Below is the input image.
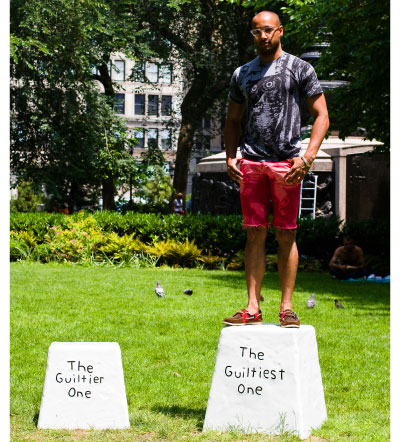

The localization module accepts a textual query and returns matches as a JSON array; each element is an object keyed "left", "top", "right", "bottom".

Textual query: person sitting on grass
[{"left": 329, "top": 235, "right": 367, "bottom": 280}]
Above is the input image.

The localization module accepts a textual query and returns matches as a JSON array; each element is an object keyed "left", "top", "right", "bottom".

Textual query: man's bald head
[
  {"left": 252, "top": 11, "right": 281, "bottom": 28},
  {"left": 251, "top": 10, "right": 283, "bottom": 61}
]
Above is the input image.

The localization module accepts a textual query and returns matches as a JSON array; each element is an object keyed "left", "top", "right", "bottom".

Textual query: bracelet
[{"left": 300, "top": 155, "right": 311, "bottom": 168}]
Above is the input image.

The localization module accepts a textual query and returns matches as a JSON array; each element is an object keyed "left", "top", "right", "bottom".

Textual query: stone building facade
[
  {"left": 93, "top": 53, "right": 225, "bottom": 197},
  {"left": 94, "top": 54, "right": 183, "bottom": 174}
]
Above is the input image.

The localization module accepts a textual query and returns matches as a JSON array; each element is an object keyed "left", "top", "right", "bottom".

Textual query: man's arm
[
  {"left": 329, "top": 247, "right": 345, "bottom": 270},
  {"left": 284, "top": 93, "right": 330, "bottom": 184},
  {"left": 353, "top": 246, "right": 366, "bottom": 269},
  {"left": 225, "top": 100, "right": 246, "bottom": 183}
]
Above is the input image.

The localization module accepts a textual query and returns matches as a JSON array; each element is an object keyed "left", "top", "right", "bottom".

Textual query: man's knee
[
  {"left": 246, "top": 226, "right": 267, "bottom": 244},
  {"left": 275, "top": 227, "right": 297, "bottom": 246}
]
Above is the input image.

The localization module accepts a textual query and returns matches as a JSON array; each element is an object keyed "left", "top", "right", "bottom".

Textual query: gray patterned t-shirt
[{"left": 229, "top": 51, "right": 323, "bottom": 162}]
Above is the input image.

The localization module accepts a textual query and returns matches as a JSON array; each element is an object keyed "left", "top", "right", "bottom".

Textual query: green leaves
[
  {"left": 283, "top": 0, "right": 389, "bottom": 148},
  {"left": 229, "top": 0, "right": 389, "bottom": 148},
  {"left": 10, "top": 0, "right": 153, "bottom": 210},
  {"left": 10, "top": 211, "right": 389, "bottom": 271}
]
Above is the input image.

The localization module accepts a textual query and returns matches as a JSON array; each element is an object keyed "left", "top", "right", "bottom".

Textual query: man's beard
[{"left": 258, "top": 39, "right": 280, "bottom": 56}]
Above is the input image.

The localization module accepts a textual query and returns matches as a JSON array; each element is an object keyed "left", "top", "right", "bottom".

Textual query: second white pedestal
[{"left": 38, "top": 342, "right": 130, "bottom": 429}]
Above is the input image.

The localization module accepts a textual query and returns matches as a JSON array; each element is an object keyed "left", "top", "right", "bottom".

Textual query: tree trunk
[
  {"left": 102, "top": 176, "right": 115, "bottom": 210},
  {"left": 67, "top": 181, "right": 80, "bottom": 214},
  {"left": 171, "top": 72, "right": 210, "bottom": 207},
  {"left": 97, "top": 61, "right": 116, "bottom": 210},
  {"left": 172, "top": 120, "right": 196, "bottom": 197}
]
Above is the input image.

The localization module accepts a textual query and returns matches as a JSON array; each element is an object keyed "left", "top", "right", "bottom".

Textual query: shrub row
[
  {"left": 10, "top": 215, "right": 223, "bottom": 268},
  {"left": 10, "top": 211, "right": 389, "bottom": 270},
  {"left": 10, "top": 211, "right": 246, "bottom": 256}
]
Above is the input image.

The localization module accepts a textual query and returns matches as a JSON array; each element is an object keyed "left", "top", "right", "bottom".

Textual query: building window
[
  {"left": 163, "top": 162, "right": 172, "bottom": 174},
  {"left": 203, "top": 134, "right": 211, "bottom": 150},
  {"left": 159, "top": 64, "right": 172, "bottom": 84},
  {"left": 135, "top": 94, "right": 145, "bottom": 115},
  {"left": 146, "top": 62, "right": 158, "bottom": 82},
  {"left": 112, "top": 60, "right": 125, "bottom": 81},
  {"left": 133, "top": 129, "right": 145, "bottom": 148},
  {"left": 161, "top": 96, "right": 172, "bottom": 116},
  {"left": 114, "top": 94, "right": 125, "bottom": 114},
  {"left": 203, "top": 118, "right": 211, "bottom": 131},
  {"left": 147, "top": 128, "right": 158, "bottom": 148},
  {"left": 161, "top": 129, "right": 171, "bottom": 150},
  {"left": 195, "top": 134, "right": 211, "bottom": 151},
  {"left": 220, "top": 116, "right": 225, "bottom": 150},
  {"left": 133, "top": 61, "right": 145, "bottom": 82},
  {"left": 148, "top": 95, "right": 159, "bottom": 116}
]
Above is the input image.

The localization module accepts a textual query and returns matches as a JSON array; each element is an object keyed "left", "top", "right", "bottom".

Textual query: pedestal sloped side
[
  {"left": 298, "top": 328, "right": 327, "bottom": 436},
  {"left": 203, "top": 324, "right": 326, "bottom": 439},
  {"left": 38, "top": 342, "right": 130, "bottom": 429}
]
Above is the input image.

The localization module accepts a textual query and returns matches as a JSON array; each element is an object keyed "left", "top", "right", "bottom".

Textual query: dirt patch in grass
[
  {"left": 306, "top": 437, "right": 332, "bottom": 442},
  {"left": 69, "top": 430, "right": 89, "bottom": 440}
]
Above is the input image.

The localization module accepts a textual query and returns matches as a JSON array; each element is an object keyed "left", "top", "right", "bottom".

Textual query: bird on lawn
[
  {"left": 155, "top": 281, "right": 165, "bottom": 298},
  {"left": 334, "top": 299, "right": 344, "bottom": 309},
  {"left": 306, "top": 293, "right": 316, "bottom": 308},
  {"left": 183, "top": 289, "right": 193, "bottom": 295}
]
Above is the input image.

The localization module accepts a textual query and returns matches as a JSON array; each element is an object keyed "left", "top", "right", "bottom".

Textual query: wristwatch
[{"left": 300, "top": 155, "right": 311, "bottom": 168}]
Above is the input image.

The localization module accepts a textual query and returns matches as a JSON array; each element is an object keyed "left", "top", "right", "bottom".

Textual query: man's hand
[
  {"left": 226, "top": 157, "right": 243, "bottom": 182},
  {"left": 284, "top": 156, "right": 310, "bottom": 184}
]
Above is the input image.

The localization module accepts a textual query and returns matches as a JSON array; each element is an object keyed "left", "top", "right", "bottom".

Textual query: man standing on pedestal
[{"left": 223, "top": 11, "right": 329, "bottom": 327}]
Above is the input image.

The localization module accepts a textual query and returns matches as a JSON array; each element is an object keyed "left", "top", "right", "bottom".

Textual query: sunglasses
[{"left": 250, "top": 26, "right": 281, "bottom": 38}]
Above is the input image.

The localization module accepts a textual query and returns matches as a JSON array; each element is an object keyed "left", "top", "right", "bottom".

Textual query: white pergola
[{"left": 195, "top": 136, "right": 384, "bottom": 222}]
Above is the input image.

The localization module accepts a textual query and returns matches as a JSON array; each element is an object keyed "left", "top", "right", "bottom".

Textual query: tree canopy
[
  {"left": 243, "top": 0, "right": 390, "bottom": 148},
  {"left": 11, "top": 0, "right": 389, "bottom": 213},
  {"left": 129, "top": 0, "right": 260, "bottom": 198},
  {"left": 10, "top": 0, "right": 157, "bottom": 211}
]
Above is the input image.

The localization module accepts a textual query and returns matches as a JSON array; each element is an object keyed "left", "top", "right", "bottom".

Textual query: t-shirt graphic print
[{"left": 229, "top": 52, "right": 323, "bottom": 162}]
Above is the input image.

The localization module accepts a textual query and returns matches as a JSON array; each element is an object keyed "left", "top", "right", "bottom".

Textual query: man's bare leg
[
  {"left": 275, "top": 228, "right": 298, "bottom": 312},
  {"left": 245, "top": 227, "right": 267, "bottom": 315}
]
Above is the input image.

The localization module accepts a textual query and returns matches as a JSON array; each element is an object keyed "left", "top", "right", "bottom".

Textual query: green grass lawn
[{"left": 10, "top": 262, "right": 390, "bottom": 442}]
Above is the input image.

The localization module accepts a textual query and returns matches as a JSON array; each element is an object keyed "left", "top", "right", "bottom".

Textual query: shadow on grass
[
  {"left": 295, "top": 273, "right": 390, "bottom": 311},
  {"left": 151, "top": 405, "right": 205, "bottom": 430},
  {"left": 208, "top": 270, "right": 389, "bottom": 312},
  {"left": 33, "top": 411, "right": 39, "bottom": 426}
]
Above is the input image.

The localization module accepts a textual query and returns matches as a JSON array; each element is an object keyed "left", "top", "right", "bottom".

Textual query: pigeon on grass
[
  {"left": 334, "top": 299, "right": 344, "bottom": 308},
  {"left": 306, "top": 293, "right": 316, "bottom": 308},
  {"left": 155, "top": 281, "right": 165, "bottom": 298}
]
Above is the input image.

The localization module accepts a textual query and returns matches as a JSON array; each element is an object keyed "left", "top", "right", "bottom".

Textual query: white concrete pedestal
[
  {"left": 38, "top": 342, "right": 130, "bottom": 429},
  {"left": 203, "top": 324, "right": 326, "bottom": 439}
]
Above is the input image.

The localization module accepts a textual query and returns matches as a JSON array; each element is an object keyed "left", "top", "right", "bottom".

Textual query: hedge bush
[
  {"left": 342, "top": 218, "right": 390, "bottom": 275},
  {"left": 10, "top": 211, "right": 389, "bottom": 271},
  {"left": 342, "top": 218, "right": 390, "bottom": 259},
  {"left": 10, "top": 239, "right": 30, "bottom": 261},
  {"left": 10, "top": 212, "right": 247, "bottom": 256},
  {"left": 296, "top": 216, "right": 343, "bottom": 262}
]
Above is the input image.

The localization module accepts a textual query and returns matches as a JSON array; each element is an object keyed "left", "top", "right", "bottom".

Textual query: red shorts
[{"left": 239, "top": 158, "right": 301, "bottom": 230}]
